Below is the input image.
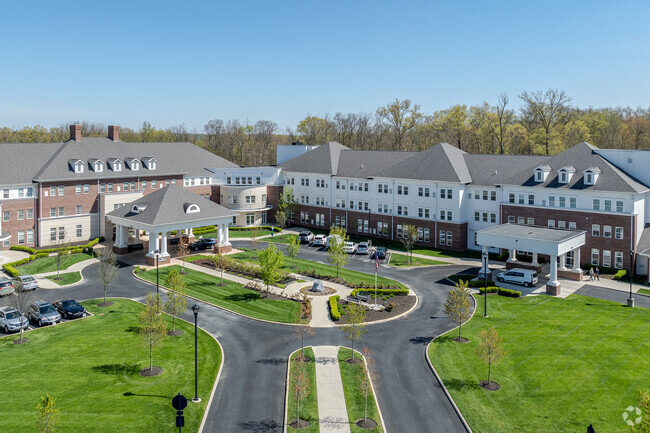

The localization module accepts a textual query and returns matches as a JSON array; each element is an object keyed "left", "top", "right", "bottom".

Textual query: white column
[
  {"left": 147, "top": 235, "right": 157, "bottom": 256},
  {"left": 189, "top": 227, "right": 193, "bottom": 236},
  {"left": 161, "top": 232, "right": 168, "bottom": 255},
  {"left": 154, "top": 232, "right": 160, "bottom": 252},
  {"left": 573, "top": 248, "right": 581, "bottom": 270},
  {"left": 509, "top": 249, "right": 517, "bottom": 261},
  {"left": 217, "top": 225, "right": 224, "bottom": 246},
  {"left": 549, "top": 254, "right": 559, "bottom": 285},
  {"left": 532, "top": 252, "right": 539, "bottom": 266},
  {"left": 135, "top": 229, "right": 140, "bottom": 241},
  {"left": 114, "top": 225, "right": 121, "bottom": 246},
  {"left": 559, "top": 254, "right": 566, "bottom": 269},
  {"left": 224, "top": 223, "right": 230, "bottom": 244}
]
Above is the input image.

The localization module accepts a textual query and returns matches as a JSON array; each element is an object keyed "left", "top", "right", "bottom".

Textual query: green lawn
[
  {"left": 287, "top": 347, "right": 319, "bottom": 432},
  {"left": 638, "top": 288, "right": 650, "bottom": 296},
  {"left": 139, "top": 265, "right": 301, "bottom": 323},
  {"left": 17, "top": 252, "right": 94, "bottom": 275},
  {"left": 428, "top": 294, "right": 650, "bottom": 433},
  {"left": 45, "top": 271, "right": 82, "bottom": 286},
  {"left": 0, "top": 298, "right": 220, "bottom": 432},
  {"left": 231, "top": 250, "right": 409, "bottom": 290},
  {"left": 389, "top": 252, "right": 447, "bottom": 267},
  {"left": 265, "top": 234, "right": 294, "bottom": 244},
  {"left": 447, "top": 273, "right": 477, "bottom": 284},
  {"left": 338, "top": 347, "right": 384, "bottom": 433}
]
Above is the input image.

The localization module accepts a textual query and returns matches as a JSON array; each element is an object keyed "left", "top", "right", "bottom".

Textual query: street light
[
  {"left": 191, "top": 304, "right": 200, "bottom": 403},
  {"left": 628, "top": 250, "right": 635, "bottom": 308},
  {"left": 154, "top": 249, "right": 161, "bottom": 296},
  {"left": 482, "top": 249, "right": 488, "bottom": 317}
]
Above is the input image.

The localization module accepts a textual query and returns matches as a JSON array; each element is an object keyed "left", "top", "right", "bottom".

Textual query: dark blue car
[{"left": 189, "top": 238, "right": 217, "bottom": 251}]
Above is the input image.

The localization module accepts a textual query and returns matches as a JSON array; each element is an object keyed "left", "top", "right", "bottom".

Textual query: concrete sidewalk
[{"left": 312, "top": 346, "right": 351, "bottom": 433}]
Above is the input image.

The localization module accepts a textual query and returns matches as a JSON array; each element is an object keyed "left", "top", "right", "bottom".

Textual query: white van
[{"left": 497, "top": 268, "right": 538, "bottom": 287}]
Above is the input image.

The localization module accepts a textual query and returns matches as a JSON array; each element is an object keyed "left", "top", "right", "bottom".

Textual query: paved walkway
[{"left": 312, "top": 346, "right": 351, "bottom": 433}]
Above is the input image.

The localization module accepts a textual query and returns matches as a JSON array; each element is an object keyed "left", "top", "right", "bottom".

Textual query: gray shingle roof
[
  {"left": 380, "top": 143, "right": 472, "bottom": 183},
  {"left": 464, "top": 154, "right": 550, "bottom": 187},
  {"left": 279, "top": 142, "right": 350, "bottom": 174},
  {"left": 335, "top": 150, "right": 415, "bottom": 178},
  {"left": 107, "top": 184, "right": 237, "bottom": 226},
  {"left": 24, "top": 137, "right": 238, "bottom": 182},
  {"left": 636, "top": 224, "right": 650, "bottom": 256},
  {"left": 0, "top": 143, "right": 64, "bottom": 185}
]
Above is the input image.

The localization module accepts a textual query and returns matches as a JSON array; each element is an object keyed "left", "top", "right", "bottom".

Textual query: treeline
[{"left": 2, "top": 89, "right": 649, "bottom": 166}]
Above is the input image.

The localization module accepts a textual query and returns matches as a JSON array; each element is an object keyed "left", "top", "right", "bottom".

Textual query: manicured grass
[
  {"left": 17, "top": 252, "right": 94, "bottom": 275},
  {"left": 428, "top": 294, "right": 650, "bottom": 432},
  {"left": 183, "top": 254, "right": 210, "bottom": 263},
  {"left": 0, "top": 298, "right": 220, "bottom": 432},
  {"left": 231, "top": 250, "right": 409, "bottom": 290},
  {"left": 638, "top": 288, "right": 650, "bottom": 296},
  {"left": 265, "top": 234, "right": 294, "bottom": 244},
  {"left": 45, "top": 271, "right": 82, "bottom": 286},
  {"left": 447, "top": 273, "right": 477, "bottom": 284},
  {"left": 287, "top": 347, "right": 319, "bottom": 432},
  {"left": 139, "top": 265, "right": 301, "bottom": 323},
  {"left": 389, "top": 252, "right": 447, "bottom": 267},
  {"left": 338, "top": 347, "right": 384, "bottom": 433}
]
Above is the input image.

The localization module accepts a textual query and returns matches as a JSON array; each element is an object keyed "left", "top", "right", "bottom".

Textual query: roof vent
[{"left": 628, "top": 158, "right": 633, "bottom": 164}]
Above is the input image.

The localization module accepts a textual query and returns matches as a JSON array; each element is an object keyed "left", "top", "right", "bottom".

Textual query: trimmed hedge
[
  {"left": 469, "top": 279, "right": 495, "bottom": 288},
  {"left": 613, "top": 269, "right": 627, "bottom": 280},
  {"left": 478, "top": 286, "right": 499, "bottom": 294},
  {"left": 329, "top": 295, "right": 341, "bottom": 321},
  {"left": 478, "top": 286, "right": 522, "bottom": 298},
  {"left": 351, "top": 288, "right": 409, "bottom": 297}
]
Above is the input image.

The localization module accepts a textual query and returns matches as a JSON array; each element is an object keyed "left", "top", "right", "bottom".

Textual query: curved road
[{"left": 2, "top": 243, "right": 477, "bottom": 433}]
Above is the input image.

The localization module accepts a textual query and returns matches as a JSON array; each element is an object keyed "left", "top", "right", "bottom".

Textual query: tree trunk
[
  {"left": 104, "top": 287, "right": 107, "bottom": 305},
  {"left": 458, "top": 323, "right": 462, "bottom": 340},
  {"left": 150, "top": 344, "right": 153, "bottom": 370},
  {"left": 487, "top": 362, "right": 491, "bottom": 385},
  {"left": 172, "top": 315, "right": 175, "bottom": 331},
  {"left": 296, "top": 388, "right": 300, "bottom": 422},
  {"left": 351, "top": 340, "right": 355, "bottom": 360},
  {"left": 364, "top": 385, "right": 368, "bottom": 421}
]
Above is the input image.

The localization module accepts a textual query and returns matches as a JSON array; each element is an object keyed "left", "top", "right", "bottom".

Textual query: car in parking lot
[
  {"left": 14, "top": 275, "right": 38, "bottom": 291},
  {"left": 343, "top": 242, "right": 358, "bottom": 254},
  {"left": 189, "top": 238, "right": 217, "bottom": 251},
  {"left": 53, "top": 299, "right": 86, "bottom": 319},
  {"left": 371, "top": 247, "right": 387, "bottom": 260},
  {"left": 313, "top": 234, "right": 327, "bottom": 247},
  {"left": 28, "top": 300, "right": 61, "bottom": 327},
  {"left": 497, "top": 268, "right": 538, "bottom": 287},
  {"left": 0, "top": 278, "right": 15, "bottom": 296},
  {"left": 0, "top": 306, "right": 28, "bottom": 333},
  {"left": 299, "top": 231, "right": 314, "bottom": 244},
  {"left": 357, "top": 241, "right": 371, "bottom": 255},
  {"left": 325, "top": 234, "right": 343, "bottom": 250}
]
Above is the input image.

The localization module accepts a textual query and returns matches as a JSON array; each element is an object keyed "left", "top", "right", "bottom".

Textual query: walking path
[{"left": 312, "top": 346, "right": 351, "bottom": 433}]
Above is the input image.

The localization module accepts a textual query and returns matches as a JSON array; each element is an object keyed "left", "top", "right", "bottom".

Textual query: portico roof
[{"left": 477, "top": 223, "right": 586, "bottom": 256}]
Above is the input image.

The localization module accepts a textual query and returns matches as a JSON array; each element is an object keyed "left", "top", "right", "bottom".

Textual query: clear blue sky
[{"left": 2, "top": 0, "right": 649, "bottom": 132}]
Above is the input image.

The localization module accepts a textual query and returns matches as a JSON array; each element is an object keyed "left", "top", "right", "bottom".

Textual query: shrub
[
  {"left": 329, "top": 295, "right": 341, "bottom": 321},
  {"left": 385, "top": 302, "right": 396, "bottom": 312},
  {"left": 469, "top": 280, "right": 495, "bottom": 287},
  {"left": 497, "top": 287, "right": 522, "bottom": 298},
  {"left": 2, "top": 265, "right": 19, "bottom": 277},
  {"left": 478, "top": 286, "right": 499, "bottom": 294},
  {"left": 351, "top": 288, "right": 409, "bottom": 297},
  {"left": 613, "top": 269, "right": 627, "bottom": 280},
  {"left": 35, "top": 252, "right": 49, "bottom": 259}
]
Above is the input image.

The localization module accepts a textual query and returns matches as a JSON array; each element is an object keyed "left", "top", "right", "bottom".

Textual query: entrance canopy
[{"left": 106, "top": 185, "right": 237, "bottom": 262}]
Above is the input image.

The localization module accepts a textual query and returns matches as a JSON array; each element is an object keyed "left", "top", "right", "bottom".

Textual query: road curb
[{"left": 197, "top": 333, "right": 224, "bottom": 433}]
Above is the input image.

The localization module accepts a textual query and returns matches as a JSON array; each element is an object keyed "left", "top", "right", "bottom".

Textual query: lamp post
[
  {"left": 628, "top": 250, "right": 635, "bottom": 308},
  {"left": 154, "top": 249, "right": 161, "bottom": 296},
  {"left": 191, "top": 304, "right": 200, "bottom": 403},
  {"left": 482, "top": 249, "right": 488, "bottom": 317}
]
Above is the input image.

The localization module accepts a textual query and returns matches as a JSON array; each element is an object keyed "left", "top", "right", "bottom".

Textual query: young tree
[
  {"left": 286, "top": 234, "right": 300, "bottom": 268},
  {"left": 327, "top": 226, "right": 349, "bottom": 277},
  {"left": 291, "top": 356, "right": 310, "bottom": 427},
  {"left": 258, "top": 243, "right": 284, "bottom": 297},
  {"left": 139, "top": 293, "right": 168, "bottom": 374},
  {"left": 275, "top": 187, "right": 296, "bottom": 228},
  {"left": 359, "top": 347, "right": 381, "bottom": 423},
  {"left": 293, "top": 309, "right": 315, "bottom": 363},
  {"left": 249, "top": 227, "right": 260, "bottom": 251},
  {"left": 342, "top": 303, "right": 366, "bottom": 363},
  {"left": 209, "top": 252, "right": 228, "bottom": 286},
  {"left": 399, "top": 224, "right": 419, "bottom": 265},
  {"left": 96, "top": 248, "right": 119, "bottom": 307},
  {"left": 443, "top": 280, "right": 472, "bottom": 342},
  {"left": 475, "top": 327, "right": 506, "bottom": 388},
  {"left": 11, "top": 288, "right": 33, "bottom": 344},
  {"left": 54, "top": 241, "right": 71, "bottom": 279},
  {"left": 176, "top": 236, "right": 190, "bottom": 273},
  {"left": 164, "top": 269, "right": 188, "bottom": 335},
  {"left": 35, "top": 393, "right": 60, "bottom": 433}
]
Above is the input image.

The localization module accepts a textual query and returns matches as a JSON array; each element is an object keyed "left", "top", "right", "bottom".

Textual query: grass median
[
  {"left": 45, "top": 271, "right": 82, "bottom": 286},
  {"left": 388, "top": 252, "right": 447, "bottom": 267},
  {"left": 17, "top": 252, "right": 93, "bottom": 275},
  {"left": 287, "top": 347, "right": 319, "bottom": 432},
  {"left": 138, "top": 265, "right": 301, "bottom": 323},
  {"left": 0, "top": 298, "right": 220, "bottom": 432},
  {"left": 428, "top": 294, "right": 650, "bottom": 432}
]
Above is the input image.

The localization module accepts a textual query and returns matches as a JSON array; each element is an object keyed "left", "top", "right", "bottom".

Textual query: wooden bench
[{"left": 347, "top": 294, "right": 370, "bottom": 304}]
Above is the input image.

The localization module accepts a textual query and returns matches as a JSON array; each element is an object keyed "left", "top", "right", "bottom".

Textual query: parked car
[
  {"left": 0, "top": 278, "right": 15, "bottom": 297},
  {"left": 28, "top": 300, "right": 61, "bottom": 327},
  {"left": 343, "top": 242, "right": 358, "bottom": 254},
  {"left": 372, "top": 247, "right": 387, "bottom": 260},
  {"left": 189, "top": 238, "right": 217, "bottom": 251},
  {"left": 53, "top": 299, "right": 86, "bottom": 319},
  {"left": 14, "top": 275, "right": 38, "bottom": 291},
  {"left": 299, "top": 231, "right": 314, "bottom": 244},
  {"left": 497, "top": 268, "right": 538, "bottom": 287},
  {"left": 313, "top": 234, "right": 327, "bottom": 246},
  {"left": 0, "top": 306, "right": 28, "bottom": 333},
  {"left": 325, "top": 234, "right": 343, "bottom": 250},
  {"left": 357, "top": 241, "right": 372, "bottom": 255}
]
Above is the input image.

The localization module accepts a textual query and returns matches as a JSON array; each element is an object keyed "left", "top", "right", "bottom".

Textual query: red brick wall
[
  {"left": 266, "top": 185, "right": 283, "bottom": 223},
  {"left": 1, "top": 198, "right": 37, "bottom": 248},
  {"left": 502, "top": 204, "right": 635, "bottom": 269}
]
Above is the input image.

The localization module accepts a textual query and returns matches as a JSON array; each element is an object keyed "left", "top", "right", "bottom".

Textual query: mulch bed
[
  {"left": 299, "top": 286, "right": 336, "bottom": 296},
  {"left": 288, "top": 419, "right": 310, "bottom": 429},
  {"left": 139, "top": 367, "right": 163, "bottom": 377},
  {"left": 453, "top": 337, "right": 470, "bottom": 343},
  {"left": 345, "top": 357, "right": 363, "bottom": 365},
  {"left": 97, "top": 301, "right": 114, "bottom": 307},
  {"left": 13, "top": 338, "right": 28, "bottom": 345},
  {"left": 167, "top": 330, "right": 184, "bottom": 337},
  {"left": 355, "top": 418, "right": 378, "bottom": 429},
  {"left": 338, "top": 295, "right": 416, "bottom": 323},
  {"left": 479, "top": 380, "right": 501, "bottom": 391}
]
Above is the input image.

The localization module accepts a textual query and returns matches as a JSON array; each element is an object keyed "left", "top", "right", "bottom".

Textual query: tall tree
[
  {"left": 11, "top": 288, "right": 33, "bottom": 343},
  {"left": 138, "top": 293, "right": 168, "bottom": 373},
  {"left": 293, "top": 308, "right": 315, "bottom": 363},
  {"left": 342, "top": 303, "right": 366, "bottom": 362},
  {"left": 327, "top": 226, "right": 349, "bottom": 277},
  {"left": 519, "top": 89, "right": 571, "bottom": 155},
  {"left": 435, "top": 105, "right": 471, "bottom": 151},
  {"left": 258, "top": 243, "right": 284, "bottom": 297},
  {"left": 164, "top": 269, "right": 188, "bottom": 335},
  {"left": 96, "top": 248, "right": 119, "bottom": 307},
  {"left": 297, "top": 115, "right": 332, "bottom": 145},
  {"left": 475, "top": 327, "right": 506, "bottom": 388},
  {"left": 376, "top": 99, "right": 422, "bottom": 151},
  {"left": 176, "top": 236, "right": 190, "bottom": 273},
  {"left": 443, "top": 280, "right": 472, "bottom": 342}
]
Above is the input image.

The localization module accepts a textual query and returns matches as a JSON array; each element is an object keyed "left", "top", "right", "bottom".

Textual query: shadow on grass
[
  {"left": 444, "top": 378, "right": 481, "bottom": 392},
  {"left": 125, "top": 325, "right": 140, "bottom": 334},
  {"left": 227, "top": 293, "right": 260, "bottom": 302},
  {"left": 123, "top": 391, "right": 169, "bottom": 398},
  {"left": 92, "top": 362, "right": 141, "bottom": 375},
  {"left": 410, "top": 336, "right": 433, "bottom": 345},
  {"left": 255, "top": 357, "right": 286, "bottom": 365},
  {"left": 432, "top": 335, "right": 455, "bottom": 344},
  {"left": 238, "top": 419, "right": 282, "bottom": 432}
]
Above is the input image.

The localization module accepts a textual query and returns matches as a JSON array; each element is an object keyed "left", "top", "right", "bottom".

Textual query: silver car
[
  {"left": 28, "top": 301, "right": 61, "bottom": 327},
  {"left": 15, "top": 275, "right": 38, "bottom": 291},
  {"left": 0, "top": 306, "right": 28, "bottom": 333},
  {"left": 0, "top": 278, "right": 15, "bottom": 296}
]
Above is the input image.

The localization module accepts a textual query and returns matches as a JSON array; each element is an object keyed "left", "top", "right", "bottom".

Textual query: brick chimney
[
  {"left": 70, "top": 124, "right": 82, "bottom": 141},
  {"left": 108, "top": 125, "right": 120, "bottom": 141}
]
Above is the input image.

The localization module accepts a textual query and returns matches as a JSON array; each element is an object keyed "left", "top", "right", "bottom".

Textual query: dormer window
[
  {"left": 89, "top": 159, "right": 104, "bottom": 172},
  {"left": 130, "top": 203, "right": 147, "bottom": 214},
  {"left": 534, "top": 165, "right": 551, "bottom": 183},
  {"left": 558, "top": 166, "right": 575, "bottom": 185},
  {"left": 142, "top": 157, "right": 156, "bottom": 170},
  {"left": 583, "top": 167, "right": 600, "bottom": 186},
  {"left": 95, "top": 161, "right": 103, "bottom": 172},
  {"left": 75, "top": 161, "right": 84, "bottom": 173},
  {"left": 535, "top": 170, "right": 543, "bottom": 182},
  {"left": 125, "top": 158, "right": 140, "bottom": 171},
  {"left": 108, "top": 159, "right": 122, "bottom": 172},
  {"left": 184, "top": 203, "right": 200, "bottom": 214}
]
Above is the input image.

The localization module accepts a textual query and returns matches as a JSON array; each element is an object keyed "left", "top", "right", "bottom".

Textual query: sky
[{"left": 2, "top": 0, "right": 649, "bottom": 132}]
